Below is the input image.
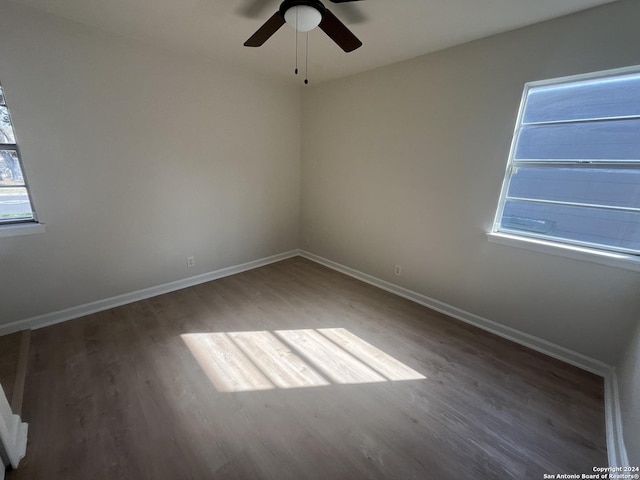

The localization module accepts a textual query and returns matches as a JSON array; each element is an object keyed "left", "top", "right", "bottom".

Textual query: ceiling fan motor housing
[{"left": 280, "top": 0, "right": 326, "bottom": 18}]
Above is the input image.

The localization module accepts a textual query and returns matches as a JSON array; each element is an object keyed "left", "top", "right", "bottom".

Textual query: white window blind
[{"left": 493, "top": 67, "right": 640, "bottom": 256}]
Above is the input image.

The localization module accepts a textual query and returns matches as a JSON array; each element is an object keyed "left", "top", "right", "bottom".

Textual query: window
[
  {"left": 492, "top": 66, "right": 640, "bottom": 264},
  {"left": 0, "top": 82, "right": 38, "bottom": 226}
]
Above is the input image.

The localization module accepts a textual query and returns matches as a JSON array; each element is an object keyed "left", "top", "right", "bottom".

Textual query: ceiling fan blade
[
  {"left": 238, "top": 0, "right": 280, "bottom": 19},
  {"left": 331, "top": 3, "right": 367, "bottom": 24},
  {"left": 244, "top": 11, "right": 285, "bottom": 47},
  {"left": 319, "top": 8, "right": 362, "bottom": 52}
]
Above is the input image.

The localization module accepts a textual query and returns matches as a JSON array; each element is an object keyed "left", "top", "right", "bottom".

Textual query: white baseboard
[
  {"left": 298, "top": 250, "right": 628, "bottom": 468},
  {"left": 0, "top": 250, "right": 299, "bottom": 336},
  {"left": 300, "top": 250, "right": 610, "bottom": 375},
  {"left": 604, "top": 371, "right": 630, "bottom": 468},
  {"left": 0, "top": 383, "right": 27, "bottom": 471}
]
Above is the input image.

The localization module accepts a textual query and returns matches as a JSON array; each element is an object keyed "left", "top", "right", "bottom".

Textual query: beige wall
[
  {"left": 618, "top": 321, "right": 640, "bottom": 466},
  {"left": 300, "top": 0, "right": 640, "bottom": 365},
  {"left": 0, "top": 0, "right": 638, "bottom": 462},
  {"left": 0, "top": 3, "right": 301, "bottom": 326},
  {"left": 1, "top": 0, "right": 638, "bottom": 367}
]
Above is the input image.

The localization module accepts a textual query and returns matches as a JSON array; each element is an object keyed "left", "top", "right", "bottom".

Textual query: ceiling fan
[{"left": 243, "top": 0, "right": 363, "bottom": 53}]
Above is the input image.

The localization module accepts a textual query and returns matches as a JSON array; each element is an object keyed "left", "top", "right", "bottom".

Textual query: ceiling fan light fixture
[
  {"left": 284, "top": 5, "right": 322, "bottom": 32},
  {"left": 243, "top": 0, "right": 362, "bottom": 54}
]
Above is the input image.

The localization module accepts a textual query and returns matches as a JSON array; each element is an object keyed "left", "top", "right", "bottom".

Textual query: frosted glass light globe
[{"left": 284, "top": 5, "right": 322, "bottom": 32}]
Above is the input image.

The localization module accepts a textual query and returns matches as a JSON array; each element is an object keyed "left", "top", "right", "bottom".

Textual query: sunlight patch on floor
[
  {"left": 274, "top": 329, "right": 385, "bottom": 384},
  {"left": 317, "top": 328, "right": 426, "bottom": 381},
  {"left": 229, "top": 330, "right": 330, "bottom": 389},
  {"left": 182, "top": 332, "right": 275, "bottom": 392},
  {"left": 182, "top": 328, "right": 425, "bottom": 393}
]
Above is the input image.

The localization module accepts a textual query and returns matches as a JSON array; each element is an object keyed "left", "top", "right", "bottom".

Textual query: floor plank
[
  {"left": 7, "top": 257, "right": 606, "bottom": 479},
  {"left": 0, "top": 331, "right": 21, "bottom": 404}
]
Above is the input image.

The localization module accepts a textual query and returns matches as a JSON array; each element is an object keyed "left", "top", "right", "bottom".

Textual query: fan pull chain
[
  {"left": 304, "top": 32, "right": 309, "bottom": 85},
  {"left": 294, "top": 8, "right": 299, "bottom": 75},
  {"left": 294, "top": 32, "right": 299, "bottom": 74}
]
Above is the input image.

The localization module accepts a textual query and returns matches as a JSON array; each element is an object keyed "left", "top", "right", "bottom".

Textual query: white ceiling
[{"left": 9, "top": 0, "right": 619, "bottom": 86}]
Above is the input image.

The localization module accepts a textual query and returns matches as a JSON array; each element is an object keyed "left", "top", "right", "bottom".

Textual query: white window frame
[
  {"left": 488, "top": 65, "right": 640, "bottom": 272},
  {"left": 0, "top": 82, "right": 44, "bottom": 238}
]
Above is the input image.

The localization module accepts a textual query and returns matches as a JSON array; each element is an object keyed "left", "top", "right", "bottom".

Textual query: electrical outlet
[
  {"left": 304, "top": 239, "right": 310, "bottom": 248},
  {"left": 394, "top": 265, "right": 402, "bottom": 276},
  {"left": 187, "top": 256, "right": 195, "bottom": 268}
]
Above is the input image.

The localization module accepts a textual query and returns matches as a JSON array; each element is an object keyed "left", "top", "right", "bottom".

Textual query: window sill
[
  {"left": 0, "top": 222, "right": 46, "bottom": 238},
  {"left": 487, "top": 232, "right": 640, "bottom": 273}
]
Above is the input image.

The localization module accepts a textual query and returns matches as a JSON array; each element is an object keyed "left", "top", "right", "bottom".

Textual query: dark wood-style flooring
[
  {"left": 6, "top": 257, "right": 606, "bottom": 479},
  {"left": 0, "top": 331, "right": 21, "bottom": 404}
]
